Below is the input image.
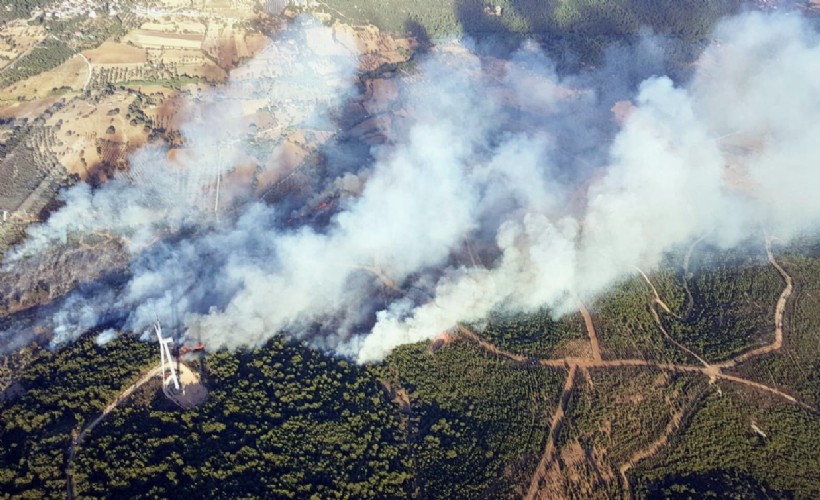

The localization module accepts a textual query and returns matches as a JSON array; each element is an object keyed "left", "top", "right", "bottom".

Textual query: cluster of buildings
[
  {"left": 131, "top": 5, "right": 203, "bottom": 20},
  {"left": 31, "top": 0, "right": 123, "bottom": 20},
  {"left": 31, "top": 0, "right": 124, "bottom": 19}
]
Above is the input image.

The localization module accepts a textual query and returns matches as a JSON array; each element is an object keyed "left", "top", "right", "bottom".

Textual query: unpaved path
[
  {"left": 77, "top": 53, "right": 92, "bottom": 91},
  {"left": 635, "top": 267, "right": 678, "bottom": 317},
  {"left": 718, "top": 237, "right": 789, "bottom": 368},
  {"left": 447, "top": 237, "right": 805, "bottom": 498},
  {"left": 461, "top": 237, "right": 810, "bottom": 498},
  {"left": 359, "top": 264, "right": 402, "bottom": 293},
  {"left": 455, "top": 324, "right": 528, "bottom": 363},
  {"left": 680, "top": 236, "right": 705, "bottom": 320},
  {"left": 576, "top": 297, "right": 602, "bottom": 361},
  {"left": 646, "top": 297, "right": 712, "bottom": 370},
  {"left": 618, "top": 406, "right": 686, "bottom": 500},
  {"left": 66, "top": 365, "right": 161, "bottom": 500},
  {"left": 15, "top": 164, "right": 64, "bottom": 215},
  {"left": 525, "top": 364, "right": 577, "bottom": 500}
]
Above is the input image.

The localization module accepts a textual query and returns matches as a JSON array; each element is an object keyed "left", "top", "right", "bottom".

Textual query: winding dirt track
[
  {"left": 718, "top": 237, "right": 789, "bottom": 368},
  {"left": 635, "top": 267, "right": 678, "bottom": 318},
  {"left": 360, "top": 264, "right": 403, "bottom": 293},
  {"left": 77, "top": 53, "right": 92, "bottom": 91},
  {"left": 618, "top": 406, "right": 686, "bottom": 500},
  {"left": 65, "top": 365, "right": 161, "bottom": 500},
  {"left": 455, "top": 238, "right": 812, "bottom": 499}
]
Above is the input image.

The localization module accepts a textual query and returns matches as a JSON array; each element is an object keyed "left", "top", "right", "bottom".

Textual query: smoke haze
[{"left": 3, "top": 12, "right": 820, "bottom": 363}]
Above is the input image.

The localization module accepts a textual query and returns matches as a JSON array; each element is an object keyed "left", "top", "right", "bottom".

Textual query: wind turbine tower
[{"left": 155, "top": 322, "right": 180, "bottom": 393}]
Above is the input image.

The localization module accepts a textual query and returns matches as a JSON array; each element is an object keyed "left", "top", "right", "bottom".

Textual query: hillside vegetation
[{"left": 318, "top": 0, "right": 741, "bottom": 56}]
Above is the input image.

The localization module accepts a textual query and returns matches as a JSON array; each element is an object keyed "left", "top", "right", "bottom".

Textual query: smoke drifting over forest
[{"left": 3, "top": 12, "right": 820, "bottom": 362}]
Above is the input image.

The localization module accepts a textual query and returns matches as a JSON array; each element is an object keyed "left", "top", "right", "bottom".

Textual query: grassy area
[
  {"left": 118, "top": 77, "right": 209, "bottom": 90},
  {"left": 0, "top": 37, "right": 73, "bottom": 89}
]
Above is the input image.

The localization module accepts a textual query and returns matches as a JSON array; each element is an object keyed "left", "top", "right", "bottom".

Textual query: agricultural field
[
  {"left": 43, "top": 91, "right": 154, "bottom": 180},
  {"left": 0, "top": 104, "right": 67, "bottom": 215},
  {"left": 0, "top": 37, "right": 74, "bottom": 90},
  {"left": 83, "top": 41, "right": 147, "bottom": 65},
  {"left": 0, "top": 54, "right": 89, "bottom": 101},
  {"left": 0, "top": 21, "right": 47, "bottom": 71}
]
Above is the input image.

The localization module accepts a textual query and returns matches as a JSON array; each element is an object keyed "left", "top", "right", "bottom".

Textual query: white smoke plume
[{"left": 3, "top": 12, "right": 820, "bottom": 363}]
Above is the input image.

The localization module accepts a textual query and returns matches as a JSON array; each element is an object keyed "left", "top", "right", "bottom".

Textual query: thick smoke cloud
[{"left": 3, "top": 12, "right": 820, "bottom": 362}]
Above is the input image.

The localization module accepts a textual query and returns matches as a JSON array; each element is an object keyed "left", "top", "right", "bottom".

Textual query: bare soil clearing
[{"left": 166, "top": 362, "right": 209, "bottom": 409}]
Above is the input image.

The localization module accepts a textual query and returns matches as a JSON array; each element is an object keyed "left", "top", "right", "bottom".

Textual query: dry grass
[
  {"left": 83, "top": 41, "right": 147, "bottom": 65},
  {"left": 0, "top": 97, "right": 58, "bottom": 121},
  {"left": 552, "top": 339, "right": 594, "bottom": 359},
  {"left": 0, "top": 21, "right": 47, "bottom": 71},
  {"left": 141, "top": 21, "right": 207, "bottom": 35},
  {"left": 124, "top": 30, "right": 204, "bottom": 50},
  {"left": 45, "top": 93, "right": 151, "bottom": 179},
  {"left": 0, "top": 56, "right": 88, "bottom": 101}
]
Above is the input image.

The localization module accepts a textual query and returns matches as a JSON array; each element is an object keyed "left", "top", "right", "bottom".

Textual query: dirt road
[
  {"left": 525, "top": 364, "right": 577, "bottom": 500},
  {"left": 77, "top": 53, "right": 92, "bottom": 91},
  {"left": 718, "top": 237, "right": 790, "bottom": 368},
  {"left": 66, "top": 365, "right": 161, "bottom": 500},
  {"left": 618, "top": 406, "right": 686, "bottom": 500},
  {"left": 576, "top": 297, "right": 602, "bottom": 361},
  {"left": 451, "top": 238, "right": 812, "bottom": 499}
]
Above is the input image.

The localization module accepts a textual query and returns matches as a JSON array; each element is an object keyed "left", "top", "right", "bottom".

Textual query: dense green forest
[
  {"left": 556, "top": 367, "right": 708, "bottom": 498},
  {"left": 633, "top": 388, "right": 820, "bottom": 499},
  {"left": 729, "top": 252, "right": 820, "bottom": 409},
  {"left": 318, "top": 0, "right": 742, "bottom": 62},
  {"left": 663, "top": 250, "right": 781, "bottom": 362},
  {"left": 0, "top": 331, "right": 565, "bottom": 498},
  {"left": 476, "top": 308, "right": 585, "bottom": 357},
  {"left": 379, "top": 341, "right": 566, "bottom": 497},
  {"left": 0, "top": 335, "right": 155, "bottom": 497}
]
